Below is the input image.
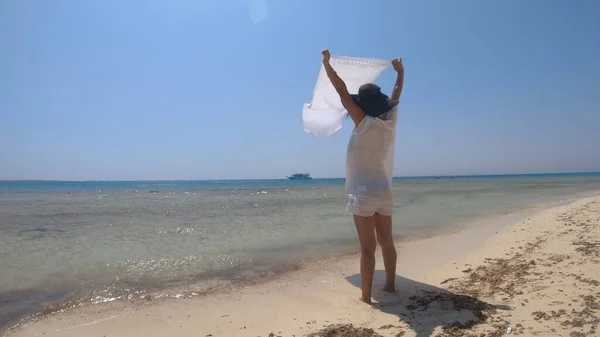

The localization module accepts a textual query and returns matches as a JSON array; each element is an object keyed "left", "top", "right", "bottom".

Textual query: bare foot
[
  {"left": 359, "top": 296, "right": 372, "bottom": 304},
  {"left": 382, "top": 284, "right": 396, "bottom": 293}
]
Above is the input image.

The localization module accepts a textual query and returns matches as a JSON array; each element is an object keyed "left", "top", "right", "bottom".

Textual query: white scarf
[{"left": 302, "top": 55, "right": 390, "bottom": 137}]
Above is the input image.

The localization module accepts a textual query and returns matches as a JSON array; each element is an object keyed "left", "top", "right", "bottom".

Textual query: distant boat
[{"left": 287, "top": 173, "right": 312, "bottom": 180}]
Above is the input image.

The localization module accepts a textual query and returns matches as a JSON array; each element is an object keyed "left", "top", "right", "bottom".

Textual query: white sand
[{"left": 7, "top": 195, "right": 600, "bottom": 337}]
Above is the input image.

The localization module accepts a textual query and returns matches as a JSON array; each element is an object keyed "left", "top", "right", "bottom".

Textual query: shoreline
[
  {"left": 1, "top": 190, "right": 584, "bottom": 333},
  {"left": 6, "top": 193, "right": 600, "bottom": 337},
  {"left": 4, "top": 218, "right": 509, "bottom": 337}
]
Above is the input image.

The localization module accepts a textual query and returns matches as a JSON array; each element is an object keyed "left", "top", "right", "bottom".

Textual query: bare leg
[
  {"left": 353, "top": 214, "right": 377, "bottom": 303},
  {"left": 374, "top": 212, "right": 397, "bottom": 292}
]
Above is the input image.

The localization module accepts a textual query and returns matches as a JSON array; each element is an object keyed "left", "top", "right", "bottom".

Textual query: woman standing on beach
[{"left": 321, "top": 49, "right": 404, "bottom": 303}]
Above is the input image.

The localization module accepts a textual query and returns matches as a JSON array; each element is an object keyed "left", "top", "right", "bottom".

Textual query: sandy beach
[{"left": 6, "top": 195, "right": 600, "bottom": 337}]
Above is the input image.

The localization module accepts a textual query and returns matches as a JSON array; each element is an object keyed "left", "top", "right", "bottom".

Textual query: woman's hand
[
  {"left": 322, "top": 49, "right": 331, "bottom": 64},
  {"left": 392, "top": 58, "right": 404, "bottom": 73},
  {"left": 391, "top": 58, "right": 404, "bottom": 100}
]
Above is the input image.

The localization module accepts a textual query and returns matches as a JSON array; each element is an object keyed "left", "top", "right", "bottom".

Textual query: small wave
[
  {"left": 158, "top": 227, "right": 208, "bottom": 235},
  {"left": 17, "top": 227, "right": 66, "bottom": 240}
]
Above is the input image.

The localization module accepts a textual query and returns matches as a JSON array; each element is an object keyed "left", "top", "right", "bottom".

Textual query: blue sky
[{"left": 1, "top": 0, "right": 599, "bottom": 180}]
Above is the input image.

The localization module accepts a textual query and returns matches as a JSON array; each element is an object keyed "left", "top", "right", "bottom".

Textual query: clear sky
[{"left": 1, "top": 0, "right": 599, "bottom": 180}]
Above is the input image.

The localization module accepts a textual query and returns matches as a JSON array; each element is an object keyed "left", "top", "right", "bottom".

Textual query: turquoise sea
[{"left": 1, "top": 173, "right": 600, "bottom": 330}]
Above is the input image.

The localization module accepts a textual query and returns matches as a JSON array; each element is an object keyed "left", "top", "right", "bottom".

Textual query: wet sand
[{"left": 6, "top": 195, "right": 600, "bottom": 337}]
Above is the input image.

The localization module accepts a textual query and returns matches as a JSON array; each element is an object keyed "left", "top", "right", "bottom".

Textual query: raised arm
[
  {"left": 391, "top": 58, "right": 404, "bottom": 101},
  {"left": 322, "top": 50, "right": 365, "bottom": 127}
]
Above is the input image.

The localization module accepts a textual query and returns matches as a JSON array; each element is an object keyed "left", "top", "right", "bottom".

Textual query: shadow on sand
[{"left": 341, "top": 271, "right": 511, "bottom": 337}]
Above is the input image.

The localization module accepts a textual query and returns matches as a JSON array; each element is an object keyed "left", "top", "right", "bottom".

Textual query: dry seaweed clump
[
  {"left": 305, "top": 324, "right": 384, "bottom": 337},
  {"left": 401, "top": 290, "right": 508, "bottom": 337},
  {"left": 530, "top": 294, "right": 600, "bottom": 335},
  {"left": 572, "top": 239, "right": 600, "bottom": 257},
  {"left": 407, "top": 291, "right": 496, "bottom": 324},
  {"left": 444, "top": 237, "right": 544, "bottom": 301},
  {"left": 448, "top": 253, "right": 537, "bottom": 299}
]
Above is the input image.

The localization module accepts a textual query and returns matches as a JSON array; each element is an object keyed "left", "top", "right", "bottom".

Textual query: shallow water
[{"left": 1, "top": 174, "right": 600, "bottom": 328}]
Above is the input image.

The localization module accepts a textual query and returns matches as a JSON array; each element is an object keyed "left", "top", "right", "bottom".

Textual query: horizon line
[{"left": 1, "top": 171, "right": 599, "bottom": 183}]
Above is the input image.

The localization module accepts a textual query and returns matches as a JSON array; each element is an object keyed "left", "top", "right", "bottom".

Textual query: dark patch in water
[
  {"left": 0, "top": 287, "right": 73, "bottom": 331},
  {"left": 17, "top": 227, "right": 66, "bottom": 240}
]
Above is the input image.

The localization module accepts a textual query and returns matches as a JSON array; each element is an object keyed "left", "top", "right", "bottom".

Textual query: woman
[{"left": 321, "top": 49, "right": 404, "bottom": 304}]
